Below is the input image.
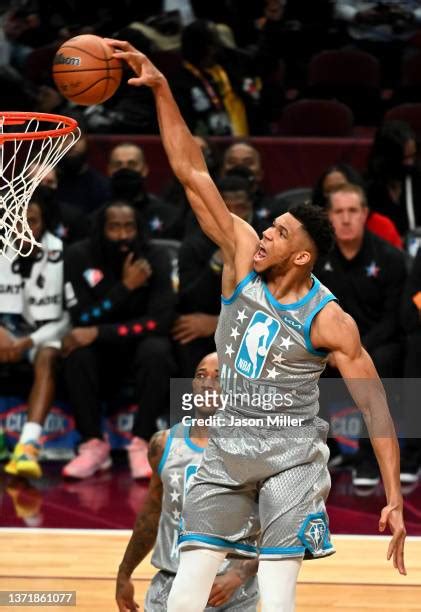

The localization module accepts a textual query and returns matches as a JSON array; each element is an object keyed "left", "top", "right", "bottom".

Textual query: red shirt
[{"left": 366, "top": 211, "right": 403, "bottom": 250}]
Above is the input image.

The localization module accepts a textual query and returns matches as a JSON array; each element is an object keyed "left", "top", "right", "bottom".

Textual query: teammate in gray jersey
[
  {"left": 116, "top": 353, "right": 259, "bottom": 612},
  {"left": 109, "top": 40, "right": 407, "bottom": 612}
]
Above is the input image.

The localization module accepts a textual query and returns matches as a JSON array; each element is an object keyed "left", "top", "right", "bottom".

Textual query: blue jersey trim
[
  {"left": 259, "top": 546, "right": 305, "bottom": 555},
  {"left": 221, "top": 271, "right": 257, "bottom": 305},
  {"left": 157, "top": 425, "right": 177, "bottom": 476},
  {"left": 262, "top": 275, "right": 320, "bottom": 311},
  {"left": 184, "top": 425, "right": 205, "bottom": 454},
  {"left": 303, "top": 294, "right": 337, "bottom": 357},
  {"left": 179, "top": 534, "right": 257, "bottom": 553}
]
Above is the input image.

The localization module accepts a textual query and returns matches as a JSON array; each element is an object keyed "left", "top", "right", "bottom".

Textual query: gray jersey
[
  {"left": 215, "top": 272, "right": 336, "bottom": 420},
  {"left": 152, "top": 423, "right": 206, "bottom": 573}
]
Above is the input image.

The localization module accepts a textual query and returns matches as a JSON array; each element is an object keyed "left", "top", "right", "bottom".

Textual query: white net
[{"left": 0, "top": 113, "right": 80, "bottom": 260}]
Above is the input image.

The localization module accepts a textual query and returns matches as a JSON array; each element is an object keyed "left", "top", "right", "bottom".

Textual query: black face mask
[
  {"left": 60, "top": 152, "right": 87, "bottom": 176},
  {"left": 111, "top": 168, "right": 145, "bottom": 201}
]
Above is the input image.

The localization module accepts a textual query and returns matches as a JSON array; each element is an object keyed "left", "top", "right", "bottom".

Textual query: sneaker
[
  {"left": 327, "top": 439, "right": 344, "bottom": 469},
  {"left": 62, "top": 439, "right": 112, "bottom": 479},
  {"left": 4, "top": 441, "right": 42, "bottom": 479},
  {"left": 400, "top": 452, "right": 420, "bottom": 484},
  {"left": 0, "top": 431, "right": 8, "bottom": 461},
  {"left": 127, "top": 437, "right": 152, "bottom": 479},
  {"left": 352, "top": 459, "right": 380, "bottom": 487}
]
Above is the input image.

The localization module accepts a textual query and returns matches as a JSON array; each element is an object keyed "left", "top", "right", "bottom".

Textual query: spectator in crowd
[
  {"left": 62, "top": 199, "right": 176, "bottom": 480},
  {"left": 29, "top": 167, "right": 89, "bottom": 244},
  {"left": 315, "top": 183, "right": 407, "bottom": 487},
  {"left": 171, "top": 19, "right": 264, "bottom": 136},
  {"left": 366, "top": 120, "right": 421, "bottom": 238},
  {"left": 312, "top": 163, "right": 403, "bottom": 249},
  {"left": 108, "top": 142, "right": 182, "bottom": 239},
  {"left": 400, "top": 247, "right": 421, "bottom": 484},
  {"left": 1, "top": 186, "right": 69, "bottom": 480},
  {"left": 334, "top": 0, "right": 421, "bottom": 83},
  {"left": 174, "top": 175, "right": 257, "bottom": 375},
  {"left": 56, "top": 133, "right": 110, "bottom": 214},
  {"left": 221, "top": 141, "right": 282, "bottom": 229}
]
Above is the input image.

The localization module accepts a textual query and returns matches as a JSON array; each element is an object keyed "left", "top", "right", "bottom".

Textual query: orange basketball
[{"left": 52, "top": 34, "right": 122, "bottom": 106}]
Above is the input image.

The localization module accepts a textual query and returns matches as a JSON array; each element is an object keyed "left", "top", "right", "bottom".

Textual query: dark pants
[
  {"left": 65, "top": 337, "right": 175, "bottom": 442},
  {"left": 402, "top": 330, "right": 421, "bottom": 456}
]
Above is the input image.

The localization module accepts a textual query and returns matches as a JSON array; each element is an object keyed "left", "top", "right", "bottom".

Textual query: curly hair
[{"left": 288, "top": 203, "right": 334, "bottom": 258}]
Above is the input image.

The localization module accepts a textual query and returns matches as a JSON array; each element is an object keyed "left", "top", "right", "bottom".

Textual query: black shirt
[{"left": 315, "top": 231, "right": 406, "bottom": 352}]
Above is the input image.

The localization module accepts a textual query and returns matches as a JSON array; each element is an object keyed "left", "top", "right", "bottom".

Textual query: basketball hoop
[{"left": 0, "top": 111, "right": 80, "bottom": 260}]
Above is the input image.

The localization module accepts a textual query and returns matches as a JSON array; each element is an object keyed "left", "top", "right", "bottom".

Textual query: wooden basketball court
[{"left": 0, "top": 530, "right": 420, "bottom": 611}]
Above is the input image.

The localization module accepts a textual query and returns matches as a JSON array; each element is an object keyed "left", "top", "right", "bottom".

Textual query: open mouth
[{"left": 254, "top": 243, "right": 267, "bottom": 262}]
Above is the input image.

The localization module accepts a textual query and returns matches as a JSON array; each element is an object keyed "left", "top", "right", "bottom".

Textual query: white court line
[{"left": 0, "top": 528, "right": 420, "bottom": 541}]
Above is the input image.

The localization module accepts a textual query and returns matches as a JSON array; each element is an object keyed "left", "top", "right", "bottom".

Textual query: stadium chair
[
  {"left": 276, "top": 99, "right": 354, "bottom": 137},
  {"left": 394, "top": 52, "right": 421, "bottom": 104},
  {"left": 272, "top": 187, "right": 313, "bottom": 210},
  {"left": 306, "top": 49, "right": 382, "bottom": 124},
  {"left": 384, "top": 104, "right": 421, "bottom": 140}
]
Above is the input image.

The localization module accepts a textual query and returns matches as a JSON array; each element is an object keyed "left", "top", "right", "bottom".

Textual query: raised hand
[{"left": 104, "top": 39, "right": 165, "bottom": 89}]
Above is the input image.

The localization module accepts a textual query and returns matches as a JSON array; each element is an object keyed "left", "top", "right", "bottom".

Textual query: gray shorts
[
  {"left": 179, "top": 420, "right": 336, "bottom": 561},
  {"left": 144, "top": 570, "right": 259, "bottom": 611}
]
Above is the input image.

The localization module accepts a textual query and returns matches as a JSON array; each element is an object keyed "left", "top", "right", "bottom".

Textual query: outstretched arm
[
  {"left": 116, "top": 431, "right": 167, "bottom": 612},
  {"left": 106, "top": 39, "right": 258, "bottom": 293},
  {"left": 312, "top": 302, "right": 406, "bottom": 575}
]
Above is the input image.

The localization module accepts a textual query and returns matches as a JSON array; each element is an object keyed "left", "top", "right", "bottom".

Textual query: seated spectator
[
  {"left": 108, "top": 142, "right": 183, "bottom": 239},
  {"left": 312, "top": 162, "right": 403, "bottom": 249},
  {"left": 400, "top": 247, "right": 421, "bottom": 483},
  {"left": 56, "top": 133, "right": 110, "bottom": 214},
  {"left": 62, "top": 199, "right": 176, "bottom": 480},
  {"left": 174, "top": 174, "right": 260, "bottom": 376},
  {"left": 366, "top": 120, "right": 421, "bottom": 239},
  {"left": 30, "top": 168, "right": 89, "bottom": 244},
  {"left": 1, "top": 186, "right": 69, "bottom": 480},
  {"left": 315, "top": 183, "right": 406, "bottom": 487},
  {"left": 221, "top": 141, "right": 283, "bottom": 229},
  {"left": 171, "top": 19, "right": 263, "bottom": 136}
]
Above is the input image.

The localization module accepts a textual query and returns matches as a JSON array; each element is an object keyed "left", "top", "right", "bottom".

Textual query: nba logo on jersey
[{"left": 235, "top": 310, "right": 280, "bottom": 379}]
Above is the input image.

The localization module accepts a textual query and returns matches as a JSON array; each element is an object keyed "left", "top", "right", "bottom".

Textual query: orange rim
[{"left": 0, "top": 112, "right": 79, "bottom": 143}]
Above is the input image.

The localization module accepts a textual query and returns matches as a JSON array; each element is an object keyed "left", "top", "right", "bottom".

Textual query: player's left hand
[
  {"left": 207, "top": 571, "right": 243, "bottom": 607},
  {"left": 378, "top": 501, "right": 407, "bottom": 575}
]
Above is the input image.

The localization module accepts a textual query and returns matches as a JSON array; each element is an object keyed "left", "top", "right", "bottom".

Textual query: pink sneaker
[
  {"left": 127, "top": 437, "right": 153, "bottom": 479},
  {"left": 62, "top": 439, "right": 112, "bottom": 479}
]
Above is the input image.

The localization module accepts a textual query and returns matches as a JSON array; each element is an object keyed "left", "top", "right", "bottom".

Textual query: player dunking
[
  {"left": 108, "top": 40, "right": 406, "bottom": 612},
  {"left": 116, "top": 353, "right": 259, "bottom": 612}
]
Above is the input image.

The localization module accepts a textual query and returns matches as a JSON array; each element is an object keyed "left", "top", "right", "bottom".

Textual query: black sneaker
[
  {"left": 352, "top": 459, "right": 380, "bottom": 487},
  {"left": 400, "top": 452, "right": 420, "bottom": 484}
]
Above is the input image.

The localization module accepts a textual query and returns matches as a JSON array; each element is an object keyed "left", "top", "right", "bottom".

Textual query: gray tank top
[
  {"left": 215, "top": 272, "right": 336, "bottom": 420},
  {"left": 151, "top": 423, "right": 207, "bottom": 573}
]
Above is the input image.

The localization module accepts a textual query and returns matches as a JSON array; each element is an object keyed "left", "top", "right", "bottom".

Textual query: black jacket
[
  {"left": 315, "top": 231, "right": 406, "bottom": 352},
  {"left": 64, "top": 238, "right": 176, "bottom": 344}
]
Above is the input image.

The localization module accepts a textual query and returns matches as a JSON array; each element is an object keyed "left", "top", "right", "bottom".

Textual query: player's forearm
[
  {"left": 152, "top": 78, "right": 206, "bottom": 186},
  {"left": 370, "top": 435, "right": 402, "bottom": 504},
  {"left": 118, "top": 508, "right": 160, "bottom": 577}
]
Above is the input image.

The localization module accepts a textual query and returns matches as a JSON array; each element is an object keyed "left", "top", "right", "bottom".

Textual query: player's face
[
  {"left": 328, "top": 192, "right": 368, "bottom": 243},
  {"left": 108, "top": 145, "right": 148, "bottom": 177},
  {"left": 192, "top": 353, "right": 220, "bottom": 417},
  {"left": 254, "top": 212, "right": 308, "bottom": 273},
  {"left": 222, "top": 190, "right": 253, "bottom": 222},
  {"left": 222, "top": 144, "right": 263, "bottom": 183},
  {"left": 104, "top": 205, "right": 138, "bottom": 249}
]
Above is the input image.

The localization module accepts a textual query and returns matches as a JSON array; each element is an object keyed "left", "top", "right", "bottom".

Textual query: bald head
[
  {"left": 108, "top": 143, "right": 148, "bottom": 178},
  {"left": 222, "top": 142, "right": 263, "bottom": 183}
]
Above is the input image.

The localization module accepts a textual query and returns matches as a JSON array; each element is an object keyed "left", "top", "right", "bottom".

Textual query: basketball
[{"left": 52, "top": 34, "right": 122, "bottom": 106}]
